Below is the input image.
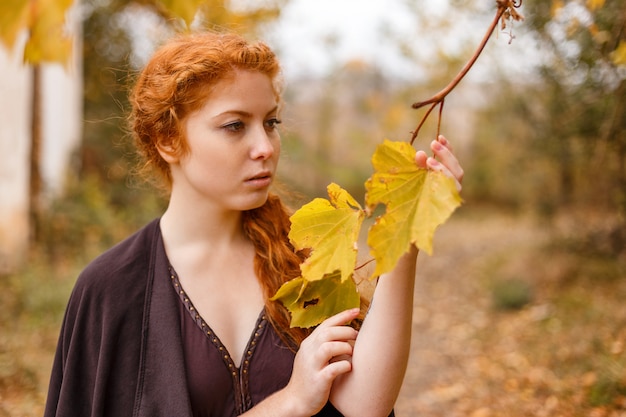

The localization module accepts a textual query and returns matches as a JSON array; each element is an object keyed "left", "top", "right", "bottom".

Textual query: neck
[{"left": 159, "top": 195, "right": 248, "bottom": 259}]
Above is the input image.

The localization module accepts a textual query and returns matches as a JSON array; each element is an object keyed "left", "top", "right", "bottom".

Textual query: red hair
[
  {"left": 129, "top": 31, "right": 282, "bottom": 190},
  {"left": 243, "top": 194, "right": 311, "bottom": 346}
]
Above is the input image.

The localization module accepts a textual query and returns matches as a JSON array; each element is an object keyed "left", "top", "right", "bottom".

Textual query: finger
[
  {"left": 309, "top": 340, "right": 353, "bottom": 374},
  {"left": 329, "top": 353, "right": 353, "bottom": 364},
  {"left": 427, "top": 157, "right": 462, "bottom": 192},
  {"left": 313, "top": 325, "right": 359, "bottom": 345},
  {"left": 321, "top": 358, "right": 353, "bottom": 381},
  {"left": 318, "top": 308, "right": 360, "bottom": 328},
  {"left": 319, "top": 340, "right": 354, "bottom": 362},
  {"left": 437, "top": 135, "right": 453, "bottom": 153},
  {"left": 415, "top": 150, "right": 428, "bottom": 169},
  {"left": 430, "top": 140, "right": 464, "bottom": 184}
]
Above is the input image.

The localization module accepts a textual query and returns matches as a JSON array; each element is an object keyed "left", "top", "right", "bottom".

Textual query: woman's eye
[
  {"left": 265, "top": 118, "right": 282, "bottom": 129},
  {"left": 222, "top": 121, "right": 244, "bottom": 132}
]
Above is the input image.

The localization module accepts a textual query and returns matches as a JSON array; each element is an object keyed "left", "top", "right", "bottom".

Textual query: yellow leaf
[
  {"left": 24, "top": 0, "right": 74, "bottom": 64},
  {"left": 288, "top": 183, "right": 364, "bottom": 283},
  {"left": 157, "top": 0, "right": 207, "bottom": 26},
  {"left": 0, "top": 0, "right": 29, "bottom": 49},
  {"left": 611, "top": 41, "right": 626, "bottom": 67},
  {"left": 365, "top": 140, "right": 462, "bottom": 277},
  {"left": 270, "top": 272, "right": 360, "bottom": 328},
  {"left": 551, "top": 0, "right": 564, "bottom": 18},
  {"left": 586, "top": 0, "right": 605, "bottom": 11},
  {"left": 0, "top": 0, "right": 74, "bottom": 65}
]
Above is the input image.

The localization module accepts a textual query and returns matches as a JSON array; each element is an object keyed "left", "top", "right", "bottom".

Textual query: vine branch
[{"left": 409, "top": 0, "right": 524, "bottom": 145}]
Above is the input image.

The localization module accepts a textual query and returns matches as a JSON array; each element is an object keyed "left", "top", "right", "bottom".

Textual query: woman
[{"left": 44, "top": 31, "right": 463, "bottom": 417}]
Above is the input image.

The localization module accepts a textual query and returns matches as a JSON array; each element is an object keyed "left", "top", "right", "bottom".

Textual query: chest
[
  {"left": 173, "top": 272, "right": 295, "bottom": 416},
  {"left": 173, "top": 266, "right": 264, "bottom": 366}
]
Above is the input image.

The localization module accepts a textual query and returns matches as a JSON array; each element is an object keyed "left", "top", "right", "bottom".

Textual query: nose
[{"left": 250, "top": 127, "right": 277, "bottom": 160}]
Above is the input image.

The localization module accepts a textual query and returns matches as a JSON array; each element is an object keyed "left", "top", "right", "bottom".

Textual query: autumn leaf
[
  {"left": 288, "top": 183, "right": 364, "bottom": 283},
  {"left": 275, "top": 142, "right": 462, "bottom": 327},
  {"left": 0, "top": 0, "right": 29, "bottom": 49},
  {"left": 25, "top": 0, "right": 74, "bottom": 64},
  {"left": 156, "top": 0, "right": 207, "bottom": 26},
  {"left": 270, "top": 272, "right": 360, "bottom": 328},
  {"left": 365, "top": 140, "right": 462, "bottom": 278},
  {"left": 0, "top": 0, "right": 74, "bottom": 64},
  {"left": 550, "top": 0, "right": 564, "bottom": 18},
  {"left": 0, "top": 0, "right": 215, "bottom": 66},
  {"left": 273, "top": 183, "right": 363, "bottom": 327},
  {"left": 586, "top": 0, "right": 605, "bottom": 11},
  {"left": 611, "top": 40, "right": 626, "bottom": 67}
]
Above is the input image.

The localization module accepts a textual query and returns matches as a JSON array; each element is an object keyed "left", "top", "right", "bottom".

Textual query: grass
[{"left": 0, "top": 258, "right": 78, "bottom": 417}]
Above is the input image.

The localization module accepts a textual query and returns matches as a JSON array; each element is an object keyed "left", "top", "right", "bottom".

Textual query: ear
[{"left": 156, "top": 139, "right": 180, "bottom": 164}]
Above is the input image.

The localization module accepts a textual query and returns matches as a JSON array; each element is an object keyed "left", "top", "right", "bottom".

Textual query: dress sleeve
[{"left": 43, "top": 251, "right": 148, "bottom": 417}]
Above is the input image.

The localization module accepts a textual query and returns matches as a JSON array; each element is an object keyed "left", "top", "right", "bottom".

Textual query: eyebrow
[{"left": 215, "top": 106, "right": 279, "bottom": 119}]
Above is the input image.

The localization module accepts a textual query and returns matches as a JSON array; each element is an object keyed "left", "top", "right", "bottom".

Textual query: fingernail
[{"left": 432, "top": 141, "right": 443, "bottom": 151}]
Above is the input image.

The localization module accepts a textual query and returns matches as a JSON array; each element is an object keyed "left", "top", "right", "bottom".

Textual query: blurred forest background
[{"left": 1, "top": 0, "right": 625, "bottom": 416}]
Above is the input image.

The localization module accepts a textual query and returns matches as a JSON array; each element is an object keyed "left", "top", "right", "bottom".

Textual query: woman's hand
[
  {"left": 282, "top": 308, "right": 360, "bottom": 416},
  {"left": 286, "top": 308, "right": 359, "bottom": 415},
  {"left": 241, "top": 308, "right": 359, "bottom": 417},
  {"left": 415, "top": 135, "right": 464, "bottom": 191}
]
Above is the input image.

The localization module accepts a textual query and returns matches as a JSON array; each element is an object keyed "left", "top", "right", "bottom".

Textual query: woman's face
[{"left": 166, "top": 70, "right": 281, "bottom": 212}]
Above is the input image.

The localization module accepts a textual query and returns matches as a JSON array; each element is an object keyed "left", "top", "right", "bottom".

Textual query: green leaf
[
  {"left": 365, "top": 139, "right": 462, "bottom": 277},
  {"left": 288, "top": 183, "right": 364, "bottom": 282},
  {"left": 270, "top": 271, "right": 360, "bottom": 328}
]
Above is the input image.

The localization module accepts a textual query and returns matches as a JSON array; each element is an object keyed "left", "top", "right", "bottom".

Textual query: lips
[
  {"left": 247, "top": 171, "right": 272, "bottom": 181},
  {"left": 245, "top": 171, "right": 273, "bottom": 187}
]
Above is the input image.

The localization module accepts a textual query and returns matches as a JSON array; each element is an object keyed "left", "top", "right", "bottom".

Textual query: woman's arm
[
  {"left": 328, "top": 248, "right": 417, "bottom": 417},
  {"left": 329, "top": 135, "right": 464, "bottom": 417}
]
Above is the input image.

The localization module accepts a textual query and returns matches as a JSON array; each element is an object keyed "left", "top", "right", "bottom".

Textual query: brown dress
[
  {"left": 172, "top": 269, "right": 347, "bottom": 416},
  {"left": 45, "top": 219, "right": 393, "bottom": 417}
]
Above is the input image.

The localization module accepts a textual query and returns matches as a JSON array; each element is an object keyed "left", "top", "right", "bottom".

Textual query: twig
[{"left": 409, "top": 0, "right": 523, "bottom": 145}]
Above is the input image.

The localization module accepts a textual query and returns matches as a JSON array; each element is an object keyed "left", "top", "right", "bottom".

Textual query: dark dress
[
  {"left": 44, "top": 219, "right": 371, "bottom": 417},
  {"left": 172, "top": 267, "right": 345, "bottom": 416}
]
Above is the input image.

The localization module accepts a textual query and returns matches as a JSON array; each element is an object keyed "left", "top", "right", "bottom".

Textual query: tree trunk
[
  {"left": 559, "top": 140, "right": 574, "bottom": 207},
  {"left": 615, "top": 84, "right": 626, "bottom": 223},
  {"left": 29, "top": 65, "right": 42, "bottom": 244}
]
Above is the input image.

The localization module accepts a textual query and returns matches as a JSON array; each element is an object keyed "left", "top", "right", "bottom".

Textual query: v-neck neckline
[{"left": 169, "top": 266, "right": 267, "bottom": 370}]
